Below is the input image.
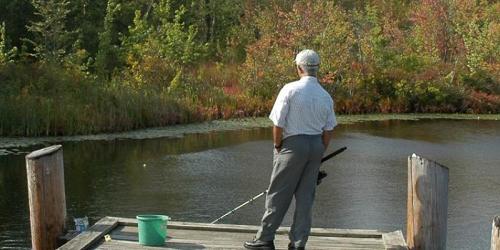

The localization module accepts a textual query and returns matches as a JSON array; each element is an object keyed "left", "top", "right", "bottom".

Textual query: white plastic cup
[{"left": 74, "top": 216, "right": 89, "bottom": 232}]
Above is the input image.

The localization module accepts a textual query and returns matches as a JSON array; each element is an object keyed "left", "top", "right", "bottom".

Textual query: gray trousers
[{"left": 256, "top": 135, "right": 324, "bottom": 247}]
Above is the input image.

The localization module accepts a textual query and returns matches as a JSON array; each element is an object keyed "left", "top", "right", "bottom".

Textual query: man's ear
[{"left": 297, "top": 65, "right": 303, "bottom": 74}]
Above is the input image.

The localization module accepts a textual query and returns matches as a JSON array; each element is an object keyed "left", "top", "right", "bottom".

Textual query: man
[{"left": 244, "top": 49, "right": 337, "bottom": 250}]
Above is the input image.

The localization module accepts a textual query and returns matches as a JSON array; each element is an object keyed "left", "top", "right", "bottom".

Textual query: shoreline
[{"left": 0, "top": 113, "right": 499, "bottom": 154}]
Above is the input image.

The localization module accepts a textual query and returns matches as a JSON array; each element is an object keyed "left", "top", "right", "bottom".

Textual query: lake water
[{"left": 0, "top": 119, "right": 499, "bottom": 249}]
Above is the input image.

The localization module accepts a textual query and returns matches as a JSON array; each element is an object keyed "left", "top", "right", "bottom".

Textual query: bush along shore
[{"left": 0, "top": 0, "right": 498, "bottom": 137}]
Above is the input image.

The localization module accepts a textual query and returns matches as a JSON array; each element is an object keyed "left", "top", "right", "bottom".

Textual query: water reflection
[{"left": 340, "top": 119, "right": 499, "bottom": 144}]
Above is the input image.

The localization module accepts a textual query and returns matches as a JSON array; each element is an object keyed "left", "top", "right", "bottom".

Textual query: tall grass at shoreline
[
  {"left": 1, "top": 62, "right": 498, "bottom": 137},
  {"left": 0, "top": 63, "right": 271, "bottom": 136}
]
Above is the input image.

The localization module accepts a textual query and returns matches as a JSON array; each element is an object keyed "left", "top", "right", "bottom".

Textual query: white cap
[{"left": 294, "top": 49, "right": 320, "bottom": 66}]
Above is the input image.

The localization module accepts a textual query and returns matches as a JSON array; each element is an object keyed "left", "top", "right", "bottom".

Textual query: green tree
[
  {"left": 0, "top": 0, "right": 35, "bottom": 50},
  {"left": 25, "top": 0, "right": 73, "bottom": 62},
  {"left": 152, "top": 1, "right": 206, "bottom": 67},
  {"left": 0, "top": 22, "right": 17, "bottom": 64},
  {"left": 94, "top": 0, "right": 122, "bottom": 79},
  {"left": 66, "top": 0, "right": 107, "bottom": 57},
  {"left": 185, "top": 0, "right": 245, "bottom": 60},
  {"left": 451, "top": 0, "right": 498, "bottom": 76},
  {"left": 122, "top": 0, "right": 207, "bottom": 91}
]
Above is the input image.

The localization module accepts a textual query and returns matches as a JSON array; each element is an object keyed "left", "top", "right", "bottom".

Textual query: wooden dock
[{"left": 58, "top": 217, "right": 406, "bottom": 249}]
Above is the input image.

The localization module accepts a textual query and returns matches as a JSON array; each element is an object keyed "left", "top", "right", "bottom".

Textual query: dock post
[
  {"left": 26, "top": 145, "right": 66, "bottom": 250},
  {"left": 407, "top": 154, "right": 449, "bottom": 250},
  {"left": 492, "top": 216, "right": 500, "bottom": 250}
]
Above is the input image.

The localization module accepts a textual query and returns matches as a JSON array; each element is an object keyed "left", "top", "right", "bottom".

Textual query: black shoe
[
  {"left": 243, "top": 239, "right": 275, "bottom": 250},
  {"left": 288, "top": 243, "right": 305, "bottom": 250}
]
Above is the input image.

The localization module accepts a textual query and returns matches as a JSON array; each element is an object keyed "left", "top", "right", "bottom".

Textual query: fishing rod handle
[{"left": 321, "top": 146, "right": 347, "bottom": 163}]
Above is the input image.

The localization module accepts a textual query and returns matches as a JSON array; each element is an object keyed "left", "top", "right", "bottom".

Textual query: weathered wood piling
[
  {"left": 493, "top": 216, "right": 500, "bottom": 250},
  {"left": 26, "top": 145, "right": 67, "bottom": 250},
  {"left": 407, "top": 154, "right": 449, "bottom": 250}
]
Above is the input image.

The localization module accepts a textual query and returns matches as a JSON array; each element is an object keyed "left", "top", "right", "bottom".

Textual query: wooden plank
[
  {"left": 308, "top": 227, "right": 382, "bottom": 238},
  {"left": 383, "top": 231, "right": 407, "bottom": 250},
  {"left": 58, "top": 217, "right": 119, "bottom": 250},
  {"left": 101, "top": 224, "right": 385, "bottom": 250},
  {"left": 96, "top": 238, "right": 384, "bottom": 250},
  {"left": 110, "top": 226, "right": 383, "bottom": 246},
  {"left": 114, "top": 217, "right": 383, "bottom": 238},
  {"left": 492, "top": 216, "right": 500, "bottom": 250},
  {"left": 407, "top": 154, "right": 448, "bottom": 249},
  {"left": 26, "top": 145, "right": 66, "bottom": 250}
]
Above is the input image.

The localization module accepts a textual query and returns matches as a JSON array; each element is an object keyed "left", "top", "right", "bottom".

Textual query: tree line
[{"left": 0, "top": 0, "right": 498, "bottom": 136}]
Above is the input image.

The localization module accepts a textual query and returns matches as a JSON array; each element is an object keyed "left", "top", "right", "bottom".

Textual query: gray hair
[{"left": 298, "top": 64, "right": 319, "bottom": 76}]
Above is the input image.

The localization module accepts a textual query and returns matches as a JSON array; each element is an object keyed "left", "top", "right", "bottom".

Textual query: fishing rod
[{"left": 210, "top": 146, "right": 347, "bottom": 224}]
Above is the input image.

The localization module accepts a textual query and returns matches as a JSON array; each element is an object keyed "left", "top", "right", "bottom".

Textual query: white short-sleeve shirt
[{"left": 269, "top": 76, "right": 337, "bottom": 139}]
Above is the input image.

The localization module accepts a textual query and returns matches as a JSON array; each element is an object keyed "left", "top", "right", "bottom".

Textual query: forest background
[{"left": 0, "top": 0, "right": 498, "bottom": 136}]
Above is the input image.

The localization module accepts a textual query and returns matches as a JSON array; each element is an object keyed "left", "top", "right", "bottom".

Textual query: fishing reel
[{"left": 317, "top": 170, "right": 327, "bottom": 185}]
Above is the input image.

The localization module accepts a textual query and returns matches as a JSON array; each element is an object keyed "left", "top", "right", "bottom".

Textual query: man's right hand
[{"left": 322, "top": 130, "right": 333, "bottom": 151}]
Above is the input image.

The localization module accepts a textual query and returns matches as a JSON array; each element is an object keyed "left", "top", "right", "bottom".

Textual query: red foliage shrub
[{"left": 464, "top": 91, "right": 500, "bottom": 113}]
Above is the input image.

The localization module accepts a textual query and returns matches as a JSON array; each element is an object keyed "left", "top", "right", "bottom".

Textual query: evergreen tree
[
  {"left": 25, "top": 0, "right": 72, "bottom": 62},
  {"left": 0, "top": 0, "right": 35, "bottom": 50},
  {"left": 0, "top": 22, "right": 8, "bottom": 64},
  {"left": 0, "top": 22, "right": 17, "bottom": 65},
  {"left": 94, "top": 0, "right": 121, "bottom": 79},
  {"left": 67, "top": 0, "right": 107, "bottom": 57}
]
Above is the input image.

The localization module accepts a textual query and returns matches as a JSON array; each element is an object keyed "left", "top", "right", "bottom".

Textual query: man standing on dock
[{"left": 244, "top": 49, "right": 337, "bottom": 250}]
